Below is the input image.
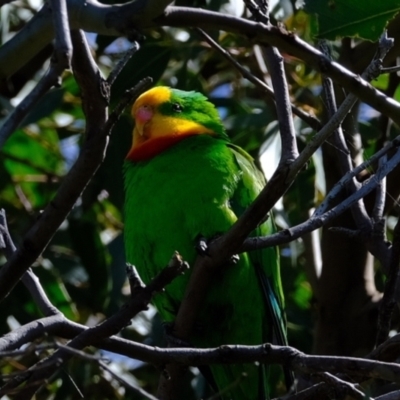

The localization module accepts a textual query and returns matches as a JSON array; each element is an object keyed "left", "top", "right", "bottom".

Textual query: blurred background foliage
[{"left": 1, "top": 0, "right": 400, "bottom": 398}]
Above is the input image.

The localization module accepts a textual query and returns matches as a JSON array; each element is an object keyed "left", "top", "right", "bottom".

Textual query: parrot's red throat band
[{"left": 126, "top": 133, "right": 196, "bottom": 162}]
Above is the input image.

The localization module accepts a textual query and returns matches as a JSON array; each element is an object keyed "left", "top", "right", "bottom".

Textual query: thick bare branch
[
  {"left": 0, "top": 66, "right": 62, "bottom": 149},
  {"left": 2, "top": 6, "right": 400, "bottom": 128},
  {"left": 0, "top": 253, "right": 188, "bottom": 398},
  {"left": 242, "top": 145, "right": 400, "bottom": 253},
  {"left": 263, "top": 44, "right": 299, "bottom": 164},
  {"left": 50, "top": 0, "right": 72, "bottom": 70},
  {"left": 0, "top": 32, "right": 151, "bottom": 304}
]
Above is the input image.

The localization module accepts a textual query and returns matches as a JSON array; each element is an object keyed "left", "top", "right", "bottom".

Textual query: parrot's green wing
[
  {"left": 228, "top": 143, "right": 292, "bottom": 390},
  {"left": 228, "top": 143, "right": 286, "bottom": 333}
]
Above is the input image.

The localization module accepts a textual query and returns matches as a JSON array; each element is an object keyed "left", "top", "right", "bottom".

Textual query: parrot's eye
[{"left": 172, "top": 103, "right": 183, "bottom": 113}]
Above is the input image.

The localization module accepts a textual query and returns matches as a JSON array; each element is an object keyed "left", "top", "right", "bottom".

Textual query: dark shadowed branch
[
  {"left": 50, "top": 0, "right": 72, "bottom": 70},
  {"left": 242, "top": 144, "right": 400, "bottom": 255},
  {"left": 0, "top": 31, "right": 151, "bottom": 304},
  {"left": 156, "top": 23, "right": 399, "bottom": 400},
  {"left": 273, "top": 382, "right": 328, "bottom": 400},
  {"left": 99, "top": 360, "right": 159, "bottom": 400},
  {"left": 3, "top": 329, "right": 400, "bottom": 399},
  {"left": 263, "top": 44, "right": 299, "bottom": 164},
  {"left": 245, "top": 1, "right": 299, "bottom": 165},
  {"left": 242, "top": 35, "right": 398, "bottom": 259},
  {"left": 0, "top": 253, "right": 188, "bottom": 398},
  {"left": 0, "top": 0, "right": 73, "bottom": 149},
  {"left": 168, "top": 26, "right": 395, "bottom": 345},
  {"left": 375, "top": 390, "right": 400, "bottom": 400},
  {"left": 2, "top": 5, "right": 400, "bottom": 127},
  {"left": 319, "top": 40, "right": 368, "bottom": 226},
  {"left": 196, "top": 28, "right": 321, "bottom": 131},
  {"left": 0, "top": 210, "right": 60, "bottom": 316},
  {"left": 107, "top": 42, "right": 140, "bottom": 86},
  {"left": 318, "top": 372, "right": 368, "bottom": 400},
  {"left": 369, "top": 333, "right": 400, "bottom": 362}
]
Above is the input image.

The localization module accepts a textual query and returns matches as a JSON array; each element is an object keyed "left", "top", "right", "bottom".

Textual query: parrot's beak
[
  {"left": 133, "top": 105, "right": 153, "bottom": 140},
  {"left": 134, "top": 122, "right": 145, "bottom": 137}
]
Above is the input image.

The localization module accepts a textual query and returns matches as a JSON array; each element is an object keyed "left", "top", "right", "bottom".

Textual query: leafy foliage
[
  {"left": 304, "top": 0, "right": 400, "bottom": 40},
  {"left": 1, "top": 0, "right": 400, "bottom": 398}
]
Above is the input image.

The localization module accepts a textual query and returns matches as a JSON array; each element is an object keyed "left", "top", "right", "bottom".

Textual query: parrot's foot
[
  {"left": 229, "top": 253, "right": 240, "bottom": 264},
  {"left": 195, "top": 235, "right": 210, "bottom": 256},
  {"left": 163, "top": 322, "right": 192, "bottom": 347},
  {"left": 195, "top": 235, "right": 240, "bottom": 264}
]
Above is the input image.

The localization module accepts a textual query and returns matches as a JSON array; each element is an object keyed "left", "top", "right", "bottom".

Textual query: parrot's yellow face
[{"left": 127, "top": 86, "right": 215, "bottom": 161}]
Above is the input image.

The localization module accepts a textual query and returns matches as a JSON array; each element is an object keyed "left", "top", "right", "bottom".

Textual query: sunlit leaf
[{"left": 304, "top": 0, "right": 400, "bottom": 40}]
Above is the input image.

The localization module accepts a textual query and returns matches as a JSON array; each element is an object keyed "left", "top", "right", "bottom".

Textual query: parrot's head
[{"left": 127, "top": 86, "right": 226, "bottom": 161}]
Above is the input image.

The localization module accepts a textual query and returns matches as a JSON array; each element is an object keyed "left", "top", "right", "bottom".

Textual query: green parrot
[{"left": 123, "top": 86, "right": 288, "bottom": 399}]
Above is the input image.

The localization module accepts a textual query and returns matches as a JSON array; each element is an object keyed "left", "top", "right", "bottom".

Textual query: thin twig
[
  {"left": 105, "top": 77, "right": 153, "bottom": 134},
  {"left": 0, "top": 343, "right": 56, "bottom": 358},
  {"left": 319, "top": 40, "right": 369, "bottom": 228},
  {"left": 0, "top": 0, "right": 73, "bottom": 150},
  {"left": 0, "top": 67, "right": 61, "bottom": 150},
  {"left": 244, "top": 0, "right": 298, "bottom": 165},
  {"left": 318, "top": 372, "right": 369, "bottom": 400},
  {"left": 315, "top": 138, "right": 400, "bottom": 217},
  {"left": 107, "top": 42, "right": 140, "bottom": 86},
  {"left": 196, "top": 28, "right": 321, "bottom": 131},
  {"left": 99, "top": 361, "right": 159, "bottom": 400},
  {"left": 263, "top": 44, "right": 299, "bottom": 164},
  {"left": 157, "top": 28, "right": 395, "bottom": 400},
  {"left": 0, "top": 210, "right": 60, "bottom": 316},
  {"left": 272, "top": 382, "right": 328, "bottom": 400},
  {"left": 0, "top": 31, "right": 151, "bottom": 304},
  {"left": 373, "top": 155, "right": 388, "bottom": 221},
  {"left": 381, "top": 65, "right": 400, "bottom": 74},
  {"left": 0, "top": 253, "right": 187, "bottom": 398},
  {"left": 375, "top": 390, "right": 400, "bottom": 400},
  {"left": 54, "top": 342, "right": 107, "bottom": 362},
  {"left": 242, "top": 145, "right": 400, "bottom": 253}
]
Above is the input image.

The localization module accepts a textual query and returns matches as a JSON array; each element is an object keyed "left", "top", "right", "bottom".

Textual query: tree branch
[
  {"left": 99, "top": 360, "right": 158, "bottom": 400},
  {"left": 0, "top": 66, "right": 62, "bottom": 149},
  {"left": 0, "top": 0, "right": 75, "bottom": 149},
  {"left": 0, "top": 31, "right": 151, "bottom": 304},
  {"left": 0, "top": 210, "right": 61, "bottom": 316},
  {"left": 50, "top": 0, "right": 72, "bottom": 70},
  {"left": 0, "top": 253, "right": 188, "bottom": 398},
  {"left": 242, "top": 144, "right": 400, "bottom": 253},
  {"left": 318, "top": 372, "right": 368, "bottom": 400},
  {"left": 2, "top": 5, "right": 400, "bottom": 129},
  {"left": 196, "top": 28, "right": 321, "bottom": 131}
]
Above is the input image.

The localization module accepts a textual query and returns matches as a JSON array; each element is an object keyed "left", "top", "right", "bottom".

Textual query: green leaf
[
  {"left": 3, "top": 128, "right": 62, "bottom": 208},
  {"left": 304, "top": 0, "right": 400, "bottom": 41}
]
